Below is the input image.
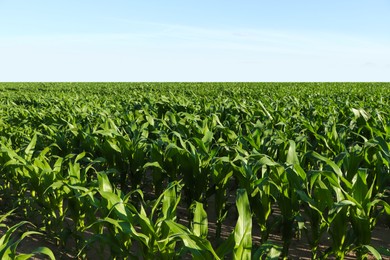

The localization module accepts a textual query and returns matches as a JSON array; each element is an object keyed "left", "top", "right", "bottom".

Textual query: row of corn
[{"left": 1, "top": 83, "right": 389, "bottom": 259}]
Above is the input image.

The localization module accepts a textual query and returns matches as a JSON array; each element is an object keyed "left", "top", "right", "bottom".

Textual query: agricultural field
[{"left": 0, "top": 82, "right": 389, "bottom": 259}]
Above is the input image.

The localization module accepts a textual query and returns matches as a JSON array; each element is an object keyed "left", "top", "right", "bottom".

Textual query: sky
[{"left": 0, "top": 0, "right": 389, "bottom": 81}]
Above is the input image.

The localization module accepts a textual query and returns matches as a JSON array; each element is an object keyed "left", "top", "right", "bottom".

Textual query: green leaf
[
  {"left": 202, "top": 130, "right": 213, "bottom": 144},
  {"left": 143, "top": 161, "right": 164, "bottom": 171},
  {"left": 163, "top": 220, "right": 220, "bottom": 259},
  {"left": 352, "top": 168, "right": 368, "bottom": 205},
  {"left": 234, "top": 189, "right": 252, "bottom": 260},
  {"left": 253, "top": 242, "right": 282, "bottom": 259},
  {"left": 97, "top": 172, "right": 113, "bottom": 193},
  {"left": 146, "top": 114, "right": 155, "bottom": 126},
  {"left": 310, "top": 151, "right": 343, "bottom": 178},
  {"left": 99, "top": 191, "right": 127, "bottom": 219},
  {"left": 25, "top": 134, "right": 37, "bottom": 160},
  {"left": 14, "top": 254, "right": 34, "bottom": 260},
  {"left": 363, "top": 245, "right": 382, "bottom": 260},
  {"left": 75, "top": 152, "right": 86, "bottom": 162},
  {"left": 286, "top": 140, "right": 299, "bottom": 165},
  {"left": 107, "top": 140, "right": 121, "bottom": 153},
  {"left": 161, "top": 183, "right": 179, "bottom": 221},
  {"left": 17, "top": 247, "right": 55, "bottom": 260},
  {"left": 192, "top": 201, "right": 208, "bottom": 239}
]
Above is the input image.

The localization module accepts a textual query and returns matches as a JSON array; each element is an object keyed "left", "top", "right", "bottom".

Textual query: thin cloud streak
[
  {"left": 2, "top": 28, "right": 389, "bottom": 57},
  {"left": 1, "top": 21, "right": 390, "bottom": 81}
]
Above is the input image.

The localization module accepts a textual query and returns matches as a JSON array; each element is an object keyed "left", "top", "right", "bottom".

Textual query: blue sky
[{"left": 1, "top": 1, "right": 389, "bottom": 81}]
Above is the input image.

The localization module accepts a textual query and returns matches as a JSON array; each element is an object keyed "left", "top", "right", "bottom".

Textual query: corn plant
[
  {"left": 0, "top": 210, "right": 55, "bottom": 260},
  {"left": 1, "top": 82, "right": 390, "bottom": 259}
]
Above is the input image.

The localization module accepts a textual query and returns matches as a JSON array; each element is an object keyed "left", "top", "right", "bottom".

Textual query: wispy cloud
[
  {"left": 2, "top": 20, "right": 390, "bottom": 57},
  {"left": 1, "top": 21, "right": 390, "bottom": 81}
]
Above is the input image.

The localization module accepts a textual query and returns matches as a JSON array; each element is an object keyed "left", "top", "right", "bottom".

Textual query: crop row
[{"left": 0, "top": 83, "right": 390, "bottom": 259}]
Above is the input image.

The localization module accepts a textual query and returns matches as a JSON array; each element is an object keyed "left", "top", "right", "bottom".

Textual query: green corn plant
[
  {"left": 150, "top": 184, "right": 217, "bottom": 259},
  {"left": 258, "top": 141, "right": 302, "bottom": 257},
  {"left": 211, "top": 156, "right": 234, "bottom": 240},
  {"left": 92, "top": 177, "right": 219, "bottom": 259},
  {"left": 0, "top": 210, "right": 55, "bottom": 260},
  {"left": 363, "top": 136, "right": 390, "bottom": 193},
  {"left": 45, "top": 177, "right": 100, "bottom": 255},
  {"left": 2, "top": 82, "right": 390, "bottom": 259},
  {"left": 147, "top": 140, "right": 168, "bottom": 196},
  {"left": 296, "top": 170, "right": 333, "bottom": 258},
  {"left": 327, "top": 197, "right": 354, "bottom": 259},
  {"left": 348, "top": 168, "right": 387, "bottom": 259},
  {"left": 230, "top": 153, "right": 274, "bottom": 243},
  {"left": 311, "top": 151, "right": 390, "bottom": 259},
  {"left": 164, "top": 130, "right": 213, "bottom": 206},
  {"left": 278, "top": 141, "right": 305, "bottom": 257}
]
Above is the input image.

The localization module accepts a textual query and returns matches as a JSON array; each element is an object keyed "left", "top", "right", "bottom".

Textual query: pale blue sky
[{"left": 1, "top": 0, "right": 389, "bottom": 81}]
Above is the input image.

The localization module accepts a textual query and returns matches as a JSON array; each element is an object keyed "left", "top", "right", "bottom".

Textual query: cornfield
[{"left": 0, "top": 82, "right": 389, "bottom": 259}]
